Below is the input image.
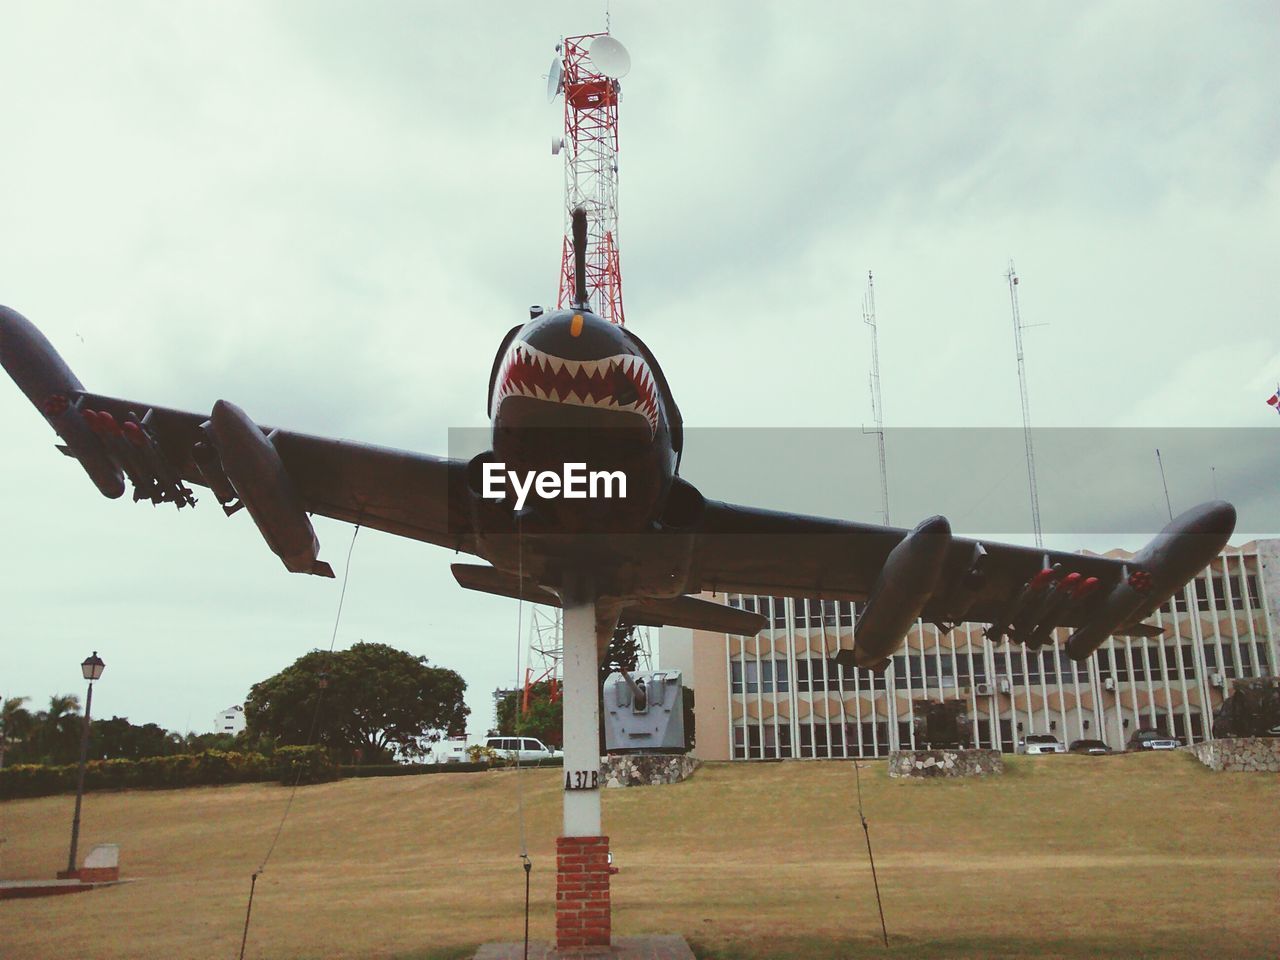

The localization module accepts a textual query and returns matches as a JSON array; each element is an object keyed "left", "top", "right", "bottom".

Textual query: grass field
[{"left": 0, "top": 753, "right": 1275, "bottom": 959}]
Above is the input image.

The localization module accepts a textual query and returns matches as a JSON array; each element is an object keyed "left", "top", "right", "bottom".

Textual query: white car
[
  {"left": 484, "top": 736, "right": 563, "bottom": 763},
  {"left": 1018, "top": 734, "right": 1065, "bottom": 755}
]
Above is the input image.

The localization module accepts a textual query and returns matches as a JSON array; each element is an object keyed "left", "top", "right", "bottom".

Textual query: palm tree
[
  {"left": 34, "top": 694, "right": 81, "bottom": 765},
  {"left": 0, "top": 696, "right": 34, "bottom": 769}
]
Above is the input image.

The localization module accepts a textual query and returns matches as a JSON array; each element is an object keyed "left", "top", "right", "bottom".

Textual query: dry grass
[{"left": 0, "top": 753, "right": 1276, "bottom": 959}]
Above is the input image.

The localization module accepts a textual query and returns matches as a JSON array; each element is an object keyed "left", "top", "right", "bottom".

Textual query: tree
[
  {"left": 245, "top": 642, "right": 469, "bottom": 763},
  {"left": 183, "top": 731, "right": 240, "bottom": 754},
  {"left": 0, "top": 696, "right": 34, "bottom": 769},
  {"left": 32, "top": 694, "right": 82, "bottom": 765},
  {"left": 495, "top": 681, "right": 563, "bottom": 748},
  {"left": 91, "top": 717, "right": 185, "bottom": 760}
]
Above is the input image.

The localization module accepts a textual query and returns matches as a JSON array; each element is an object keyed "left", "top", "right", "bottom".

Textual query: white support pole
[{"left": 561, "top": 599, "right": 602, "bottom": 837}]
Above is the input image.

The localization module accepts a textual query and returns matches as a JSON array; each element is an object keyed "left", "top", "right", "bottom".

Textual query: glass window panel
[
  {"left": 772, "top": 598, "right": 788, "bottom": 628},
  {"left": 795, "top": 658, "right": 810, "bottom": 693}
]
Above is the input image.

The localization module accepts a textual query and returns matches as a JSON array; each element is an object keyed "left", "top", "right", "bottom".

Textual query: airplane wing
[
  {"left": 76, "top": 391, "right": 475, "bottom": 565},
  {"left": 683, "top": 495, "right": 1235, "bottom": 664},
  {"left": 688, "top": 499, "right": 1124, "bottom": 624}
]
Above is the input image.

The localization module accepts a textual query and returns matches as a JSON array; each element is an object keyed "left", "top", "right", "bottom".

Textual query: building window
[
  {"left": 821, "top": 599, "right": 839, "bottom": 629},
  {"left": 1240, "top": 574, "right": 1261, "bottom": 609},
  {"left": 770, "top": 597, "right": 788, "bottom": 629},
  {"left": 797, "top": 722, "right": 833, "bottom": 758}
]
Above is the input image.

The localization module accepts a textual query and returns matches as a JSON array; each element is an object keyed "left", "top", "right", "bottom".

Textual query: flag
[{"left": 1269, "top": 391, "right": 1280, "bottom": 414}]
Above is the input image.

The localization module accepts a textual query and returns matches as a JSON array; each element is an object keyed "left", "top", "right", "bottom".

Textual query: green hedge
[
  {"left": 338, "top": 762, "right": 491, "bottom": 778},
  {"left": 274, "top": 745, "right": 340, "bottom": 785},
  {"left": 0, "top": 749, "right": 562, "bottom": 798},
  {"left": 0, "top": 750, "right": 278, "bottom": 799}
]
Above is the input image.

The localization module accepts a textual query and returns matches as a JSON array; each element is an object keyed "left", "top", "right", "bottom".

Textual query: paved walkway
[
  {"left": 474, "top": 935, "right": 695, "bottom": 959},
  {"left": 0, "top": 878, "right": 130, "bottom": 900}
]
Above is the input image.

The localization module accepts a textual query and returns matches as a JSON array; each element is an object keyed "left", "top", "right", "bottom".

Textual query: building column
[{"left": 557, "top": 596, "right": 610, "bottom": 949}]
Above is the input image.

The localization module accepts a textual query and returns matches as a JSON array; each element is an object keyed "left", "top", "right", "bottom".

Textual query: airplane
[{"left": 0, "top": 210, "right": 1237, "bottom": 669}]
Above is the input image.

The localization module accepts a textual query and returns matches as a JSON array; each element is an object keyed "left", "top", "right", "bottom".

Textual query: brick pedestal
[{"left": 555, "top": 835, "right": 610, "bottom": 950}]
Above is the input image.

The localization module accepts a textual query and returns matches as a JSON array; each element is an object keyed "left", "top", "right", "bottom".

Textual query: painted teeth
[{"left": 494, "top": 341, "right": 661, "bottom": 435}]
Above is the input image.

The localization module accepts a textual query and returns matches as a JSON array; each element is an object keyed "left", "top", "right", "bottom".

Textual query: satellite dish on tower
[
  {"left": 547, "top": 56, "right": 564, "bottom": 102},
  {"left": 588, "top": 35, "right": 631, "bottom": 78}
]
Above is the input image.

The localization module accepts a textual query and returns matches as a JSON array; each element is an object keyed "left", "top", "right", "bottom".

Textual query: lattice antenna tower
[
  {"left": 1006, "top": 261, "right": 1044, "bottom": 548},
  {"left": 548, "top": 32, "right": 630, "bottom": 324},
  {"left": 862, "top": 271, "right": 890, "bottom": 526},
  {"left": 521, "top": 606, "right": 563, "bottom": 714}
]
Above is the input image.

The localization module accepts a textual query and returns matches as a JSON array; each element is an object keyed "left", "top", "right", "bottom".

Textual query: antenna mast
[
  {"left": 549, "top": 32, "right": 630, "bottom": 324},
  {"left": 524, "top": 30, "right": 647, "bottom": 709},
  {"left": 1007, "top": 261, "right": 1043, "bottom": 548},
  {"left": 863, "top": 271, "right": 890, "bottom": 526}
]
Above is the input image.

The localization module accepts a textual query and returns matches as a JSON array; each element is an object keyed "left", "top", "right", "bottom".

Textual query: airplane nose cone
[
  {"left": 1199, "top": 500, "right": 1237, "bottom": 537},
  {"left": 915, "top": 514, "right": 952, "bottom": 539}
]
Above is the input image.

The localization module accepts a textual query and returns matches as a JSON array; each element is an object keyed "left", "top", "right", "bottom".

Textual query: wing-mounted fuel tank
[
  {"left": 1065, "top": 500, "right": 1236, "bottom": 660},
  {"left": 205, "top": 400, "right": 334, "bottom": 578},
  {"left": 841, "top": 515, "right": 952, "bottom": 670}
]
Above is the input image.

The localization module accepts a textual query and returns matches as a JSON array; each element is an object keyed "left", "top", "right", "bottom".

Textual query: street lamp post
[{"left": 66, "top": 651, "right": 105, "bottom": 876}]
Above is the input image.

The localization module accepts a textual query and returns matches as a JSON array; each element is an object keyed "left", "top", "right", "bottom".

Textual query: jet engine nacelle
[
  {"left": 849, "top": 515, "right": 952, "bottom": 668},
  {"left": 1066, "top": 500, "right": 1236, "bottom": 660},
  {"left": 207, "top": 399, "right": 334, "bottom": 578}
]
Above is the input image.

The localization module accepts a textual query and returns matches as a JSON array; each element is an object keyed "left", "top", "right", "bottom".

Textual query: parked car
[
  {"left": 1018, "top": 734, "right": 1064, "bottom": 755},
  {"left": 484, "top": 736, "right": 563, "bottom": 763},
  {"left": 1067, "top": 738, "right": 1111, "bottom": 755},
  {"left": 1126, "top": 729, "right": 1181, "bottom": 751}
]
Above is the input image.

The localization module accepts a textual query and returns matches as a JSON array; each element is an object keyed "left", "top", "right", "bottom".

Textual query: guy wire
[
  {"left": 853, "top": 757, "right": 889, "bottom": 948},
  {"left": 512, "top": 517, "right": 534, "bottom": 959},
  {"left": 238, "top": 523, "right": 361, "bottom": 959}
]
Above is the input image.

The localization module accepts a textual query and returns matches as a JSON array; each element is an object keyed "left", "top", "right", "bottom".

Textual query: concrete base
[
  {"left": 887, "top": 748, "right": 1004, "bottom": 778},
  {"left": 474, "top": 934, "right": 694, "bottom": 959},
  {"left": 1186, "top": 737, "right": 1280, "bottom": 771},
  {"left": 56, "top": 866, "right": 120, "bottom": 882},
  {"left": 0, "top": 878, "right": 129, "bottom": 900},
  {"left": 601, "top": 754, "right": 700, "bottom": 788}
]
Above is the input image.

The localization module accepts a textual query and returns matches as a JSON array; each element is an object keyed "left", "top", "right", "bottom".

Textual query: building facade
[
  {"left": 661, "top": 540, "right": 1279, "bottom": 760},
  {"left": 214, "top": 704, "right": 246, "bottom": 736}
]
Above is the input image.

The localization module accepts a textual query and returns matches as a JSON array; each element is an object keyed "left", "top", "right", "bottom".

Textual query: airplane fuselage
[{"left": 469, "top": 308, "right": 693, "bottom": 603}]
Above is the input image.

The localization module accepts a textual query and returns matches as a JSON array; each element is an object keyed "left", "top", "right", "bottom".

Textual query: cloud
[{"left": 0, "top": 2, "right": 1276, "bottom": 735}]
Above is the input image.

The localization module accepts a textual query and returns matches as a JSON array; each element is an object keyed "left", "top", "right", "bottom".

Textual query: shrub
[
  {"left": 274, "top": 745, "right": 339, "bottom": 785},
  {"left": 337, "top": 762, "right": 489, "bottom": 778},
  {"left": 0, "top": 750, "right": 281, "bottom": 799},
  {"left": 466, "top": 744, "right": 501, "bottom": 765},
  {"left": 0, "top": 763, "right": 75, "bottom": 799}
]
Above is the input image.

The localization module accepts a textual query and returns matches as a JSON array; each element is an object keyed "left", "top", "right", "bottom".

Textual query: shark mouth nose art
[{"left": 493, "top": 341, "right": 660, "bottom": 436}]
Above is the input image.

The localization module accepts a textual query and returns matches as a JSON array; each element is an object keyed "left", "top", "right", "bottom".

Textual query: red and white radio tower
[{"left": 548, "top": 33, "right": 631, "bottom": 325}]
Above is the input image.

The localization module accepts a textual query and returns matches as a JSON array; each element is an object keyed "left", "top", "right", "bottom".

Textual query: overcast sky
[{"left": 1, "top": 2, "right": 1276, "bottom": 738}]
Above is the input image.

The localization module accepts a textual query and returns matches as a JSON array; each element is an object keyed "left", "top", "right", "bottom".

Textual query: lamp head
[{"left": 81, "top": 651, "right": 105, "bottom": 681}]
